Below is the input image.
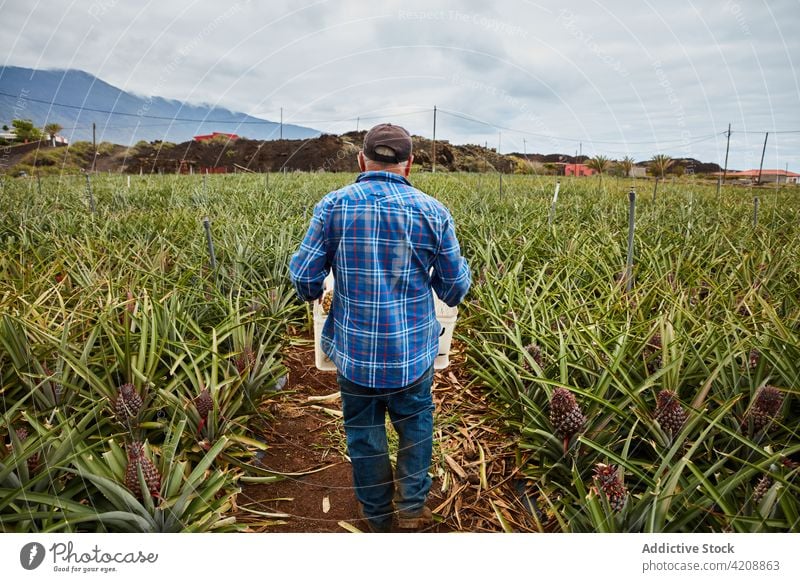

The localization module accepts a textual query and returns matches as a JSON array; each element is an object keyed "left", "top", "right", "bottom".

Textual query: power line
[
  {"left": 2, "top": 89, "right": 796, "bottom": 146},
  {"left": 0, "top": 90, "right": 431, "bottom": 127},
  {"left": 437, "top": 107, "right": 725, "bottom": 146}
]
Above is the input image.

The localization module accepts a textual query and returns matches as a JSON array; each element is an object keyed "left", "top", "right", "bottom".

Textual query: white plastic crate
[{"left": 313, "top": 274, "right": 458, "bottom": 372}]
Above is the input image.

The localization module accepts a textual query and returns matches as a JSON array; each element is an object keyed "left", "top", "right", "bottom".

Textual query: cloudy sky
[{"left": 2, "top": 0, "right": 798, "bottom": 169}]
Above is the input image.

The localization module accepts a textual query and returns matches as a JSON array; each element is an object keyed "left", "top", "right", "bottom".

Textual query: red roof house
[
  {"left": 193, "top": 132, "right": 240, "bottom": 142},
  {"left": 564, "top": 163, "right": 596, "bottom": 177},
  {"left": 717, "top": 169, "right": 799, "bottom": 184}
]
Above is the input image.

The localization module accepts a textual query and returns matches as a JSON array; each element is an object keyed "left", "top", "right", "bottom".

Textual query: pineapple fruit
[
  {"left": 320, "top": 291, "right": 333, "bottom": 315},
  {"left": 521, "top": 342, "right": 543, "bottom": 372},
  {"left": 743, "top": 385, "right": 784, "bottom": 434},
  {"left": 593, "top": 463, "right": 627, "bottom": 512},
  {"left": 654, "top": 390, "right": 687, "bottom": 437},
  {"left": 115, "top": 383, "right": 143, "bottom": 422},
  {"left": 194, "top": 389, "right": 213, "bottom": 433},
  {"left": 125, "top": 441, "right": 161, "bottom": 500},
  {"left": 549, "top": 388, "right": 586, "bottom": 454},
  {"left": 233, "top": 346, "right": 256, "bottom": 375},
  {"left": 752, "top": 474, "right": 772, "bottom": 505},
  {"left": 15, "top": 427, "right": 40, "bottom": 475}
]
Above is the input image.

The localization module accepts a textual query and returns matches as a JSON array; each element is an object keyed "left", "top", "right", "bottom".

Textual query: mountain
[{"left": 0, "top": 66, "right": 319, "bottom": 145}]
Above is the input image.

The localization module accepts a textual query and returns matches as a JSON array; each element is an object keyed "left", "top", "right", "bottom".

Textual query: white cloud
[{"left": 1, "top": 0, "right": 798, "bottom": 168}]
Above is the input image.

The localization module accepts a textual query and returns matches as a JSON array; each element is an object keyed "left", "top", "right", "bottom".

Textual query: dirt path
[{"left": 237, "top": 331, "right": 540, "bottom": 533}]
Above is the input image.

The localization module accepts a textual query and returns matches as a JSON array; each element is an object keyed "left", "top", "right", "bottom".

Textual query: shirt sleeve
[
  {"left": 289, "top": 200, "right": 330, "bottom": 302},
  {"left": 431, "top": 213, "right": 471, "bottom": 307}
]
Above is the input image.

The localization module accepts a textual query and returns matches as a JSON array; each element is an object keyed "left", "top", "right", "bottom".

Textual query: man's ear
[
  {"left": 403, "top": 155, "right": 414, "bottom": 177},
  {"left": 358, "top": 151, "right": 366, "bottom": 172}
]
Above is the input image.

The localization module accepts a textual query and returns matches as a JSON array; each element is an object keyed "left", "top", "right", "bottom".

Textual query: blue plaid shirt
[{"left": 289, "top": 171, "right": 471, "bottom": 389}]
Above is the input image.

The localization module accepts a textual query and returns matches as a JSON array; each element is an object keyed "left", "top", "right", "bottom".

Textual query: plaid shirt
[{"left": 289, "top": 171, "right": 471, "bottom": 389}]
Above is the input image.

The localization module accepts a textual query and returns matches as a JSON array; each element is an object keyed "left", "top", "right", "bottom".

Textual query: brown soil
[{"left": 237, "top": 329, "right": 543, "bottom": 533}]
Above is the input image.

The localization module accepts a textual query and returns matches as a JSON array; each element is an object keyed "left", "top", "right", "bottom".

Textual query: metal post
[
  {"left": 757, "top": 132, "right": 769, "bottom": 185},
  {"left": 203, "top": 217, "right": 217, "bottom": 271},
  {"left": 86, "top": 173, "right": 96, "bottom": 214},
  {"left": 499, "top": 173, "right": 503, "bottom": 196},
  {"left": 722, "top": 123, "right": 731, "bottom": 183},
  {"left": 548, "top": 180, "right": 560, "bottom": 227},
  {"left": 91, "top": 122, "right": 97, "bottom": 173},
  {"left": 625, "top": 189, "right": 636, "bottom": 293},
  {"left": 652, "top": 177, "right": 659, "bottom": 202},
  {"left": 432, "top": 105, "right": 437, "bottom": 173},
  {"left": 37, "top": 173, "right": 42, "bottom": 197},
  {"left": 753, "top": 196, "right": 759, "bottom": 228}
]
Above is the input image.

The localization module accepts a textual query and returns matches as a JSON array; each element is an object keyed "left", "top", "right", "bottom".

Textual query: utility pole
[
  {"left": 722, "top": 123, "right": 731, "bottom": 182},
  {"left": 498, "top": 131, "right": 501, "bottom": 154},
  {"left": 431, "top": 105, "right": 437, "bottom": 173},
  {"left": 356, "top": 116, "right": 360, "bottom": 132},
  {"left": 523, "top": 138, "right": 528, "bottom": 170},
  {"left": 91, "top": 122, "right": 96, "bottom": 173},
  {"left": 579, "top": 141, "right": 582, "bottom": 159},
  {"left": 757, "top": 132, "right": 769, "bottom": 185},
  {"left": 280, "top": 107, "right": 283, "bottom": 140}
]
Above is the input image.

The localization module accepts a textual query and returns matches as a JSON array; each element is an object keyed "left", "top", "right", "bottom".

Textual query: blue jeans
[{"left": 338, "top": 365, "right": 435, "bottom": 531}]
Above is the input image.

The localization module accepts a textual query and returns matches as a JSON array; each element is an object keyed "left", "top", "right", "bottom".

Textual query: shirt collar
[{"left": 355, "top": 170, "right": 412, "bottom": 187}]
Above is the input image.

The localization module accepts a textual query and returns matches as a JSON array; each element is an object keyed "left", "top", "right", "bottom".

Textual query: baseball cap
[{"left": 363, "top": 123, "right": 412, "bottom": 164}]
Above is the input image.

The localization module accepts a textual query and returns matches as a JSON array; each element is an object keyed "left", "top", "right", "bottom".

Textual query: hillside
[
  {"left": 0, "top": 66, "right": 319, "bottom": 144},
  {"left": 3, "top": 130, "right": 727, "bottom": 177}
]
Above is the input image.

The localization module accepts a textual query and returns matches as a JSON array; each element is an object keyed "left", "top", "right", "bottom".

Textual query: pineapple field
[{"left": 1, "top": 172, "right": 798, "bottom": 533}]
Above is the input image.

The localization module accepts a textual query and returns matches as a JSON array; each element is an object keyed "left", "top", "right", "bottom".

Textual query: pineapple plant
[
  {"left": 549, "top": 388, "right": 586, "bottom": 454},
  {"left": 124, "top": 441, "right": 161, "bottom": 500},
  {"left": 114, "top": 383, "right": 143, "bottom": 423},
  {"left": 743, "top": 385, "right": 784, "bottom": 434},
  {"left": 593, "top": 463, "right": 627, "bottom": 512},
  {"left": 653, "top": 389, "right": 687, "bottom": 437}
]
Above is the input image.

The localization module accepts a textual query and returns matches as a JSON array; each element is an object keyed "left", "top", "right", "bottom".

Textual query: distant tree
[
  {"left": 44, "top": 122, "right": 63, "bottom": 142},
  {"left": 12, "top": 119, "right": 42, "bottom": 142},
  {"left": 650, "top": 154, "right": 674, "bottom": 178},
  {"left": 620, "top": 155, "right": 636, "bottom": 178},
  {"left": 2, "top": 124, "right": 8, "bottom": 131},
  {"left": 586, "top": 155, "right": 611, "bottom": 185}
]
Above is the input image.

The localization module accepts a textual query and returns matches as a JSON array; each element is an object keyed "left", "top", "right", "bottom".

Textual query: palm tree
[
  {"left": 586, "top": 155, "right": 611, "bottom": 185},
  {"left": 650, "top": 154, "right": 674, "bottom": 179},
  {"left": 619, "top": 155, "right": 635, "bottom": 178},
  {"left": 44, "top": 123, "right": 62, "bottom": 145}
]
